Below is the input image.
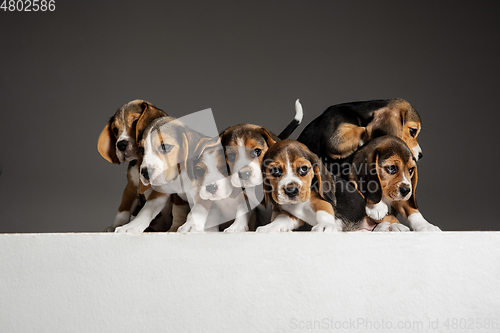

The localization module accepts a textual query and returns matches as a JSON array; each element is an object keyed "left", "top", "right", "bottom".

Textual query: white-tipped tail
[{"left": 294, "top": 99, "right": 303, "bottom": 123}]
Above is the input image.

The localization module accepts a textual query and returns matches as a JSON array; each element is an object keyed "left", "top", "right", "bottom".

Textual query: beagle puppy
[
  {"left": 177, "top": 137, "right": 245, "bottom": 232},
  {"left": 349, "top": 136, "right": 440, "bottom": 232},
  {"left": 115, "top": 114, "right": 204, "bottom": 233},
  {"left": 257, "top": 139, "right": 366, "bottom": 232},
  {"left": 297, "top": 99, "right": 423, "bottom": 177},
  {"left": 97, "top": 100, "right": 170, "bottom": 231},
  {"left": 218, "top": 100, "right": 304, "bottom": 232}
]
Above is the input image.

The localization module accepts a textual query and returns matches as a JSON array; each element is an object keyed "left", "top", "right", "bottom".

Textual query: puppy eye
[
  {"left": 270, "top": 167, "right": 282, "bottom": 177},
  {"left": 227, "top": 152, "right": 236, "bottom": 162},
  {"left": 139, "top": 147, "right": 145, "bottom": 156},
  {"left": 112, "top": 127, "right": 119, "bottom": 136},
  {"left": 250, "top": 148, "right": 262, "bottom": 159},
  {"left": 195, "top": 168, "right": 206, "bottom": 177},
  {"left": 409, "top": 128, "right": 417, "bottom": 138},
  {"left": 408, "top": 167, "right": 415, "bottom": 176},
  {"left": 160, "top": 144, "right": 173, "bottom": 154},
  {"left": 385, "top": 165, "right": 398, "bottom": 175},
  {"left": 297, "top": 166, "right": 309, "bottom": 176}
]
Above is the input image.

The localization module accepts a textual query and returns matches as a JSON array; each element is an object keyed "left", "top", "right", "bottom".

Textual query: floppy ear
[
  {"left": 97, "top": 119, "right": 120, "bottom": 164},
  {"left": 262, "top": 173, "right": 274, "bottom": 208},
  {"left": 349, "top": 148, "right": 382, "bottom": 204},
  {"left": 186, "top": 137, "right": 222, "bottom": 182},
  {"left": 369, "top": 107, "right": 404, "bottom": 139},
  {"left": 260, "top": 127, "right": 280, "bottom": 148},
  {"left": 135, "top": 102, "right": 167, "bottom": 143},
  {"left": 408, "top": 164, "right": 418, "bottom": 209},
  {"left": 309, "top": 151, "right": 336, "bottom": 204}
]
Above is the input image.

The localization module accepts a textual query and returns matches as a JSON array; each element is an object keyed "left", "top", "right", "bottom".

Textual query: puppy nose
[
  {"left": 206, "top": 184, "right": 218, "bottom": 194},
  {"left": 418, "top": 152, "right": 423, "bottom": 160},
  {"left": 284, "top": 185, "right": 299, "bottom": 198},
  {"left": 239, "top": 170, "right": 252, "bottom": 180},
  {"left": 117, "top": 140, "right": 128, "bottom": 152},
  {"left": 399, "top": 186, "right": 411, "bottom": 197},
  {"left": 141, "top": 167, "right": 153, "bottom": 181}
]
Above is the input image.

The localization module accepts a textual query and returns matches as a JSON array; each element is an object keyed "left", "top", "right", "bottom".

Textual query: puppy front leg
[
  {"left": 256, "top": 211, "right": 300, "bottom": 233},
  {"left": 105, "top": 181, "right": 140, "bottom": 232},
  {"left": 223, "top": 191, "right": 252, "bottom": 233},
  {"left": 115, "top": 191, "right": 168, "bottom": 234},
  {"left": 393, "top": 201, "right": 441, "bottom": 232},
  {"left": 310, "top": 195, "right": 342, "bottom": 232},
  {"left": 178, "top": 199, "right": 211, "bottom": 233},
  {"left": 168, "top": 194, "right": 190, "bottom": 232}
]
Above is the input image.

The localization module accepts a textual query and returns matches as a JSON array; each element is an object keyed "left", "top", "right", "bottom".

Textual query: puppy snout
[
  {"left": 284, "top": 184, "right": 299, "bottom": 198},
  {"left": 117, "top": 140, "right": 128, "bottom": 152},
  {"left": 399, "top": 186, "right": 411, "bottom": 197},
  {"left": 418, "top": 152, "right": 423, "bottom": 160},
  {"left": 141, "top": 167, "right": 153, "bottom": 181},
  {"left": 206, "top": 184, "right": 218, "bottom": 194},
  {"left": 239, "top": 170, "right": 252, "bottom": 180}
]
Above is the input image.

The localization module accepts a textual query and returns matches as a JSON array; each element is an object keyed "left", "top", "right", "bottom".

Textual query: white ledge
[{"left": 1, "top": 233, "right": 499, "bottom": 332}]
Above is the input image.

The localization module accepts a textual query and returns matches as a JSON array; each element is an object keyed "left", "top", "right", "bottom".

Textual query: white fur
[
  {"left": 294, "top": 99, "right": 303, "bottom": 123},
  {"left": 140, "top": 133, "right": 168, "bottom": 187},
  {"left": 115, "top": 194, "right": 169, "bottom": 234},
  {"left": 312, "top": 210, "right": 341, "bottom": 232},
  {"left": 256, "top": 214, "right": 299, "bottom": 233},
  {"left": 407, "top": 212, "right": 441, "bottom": 232},
  {"left": 223, "top": 189, "right": 254, "bottom": 232},
  {"left": 373, "top": 221, "right": 409, "bottom": 232},
  {"left": 198, "top": 150, "right": 233, "bottom": 201},
  {"left": 230, "top": 139, "right": 263, "bottom": 188},
  {"left": 412, "top": 144, "right": 422, "bottom": 161},
  {"left": 276, "top": 158, "right": 303, "bottom": 204},
  {"left": 365, "top": 200, "right": 389, "bottom": 221}
]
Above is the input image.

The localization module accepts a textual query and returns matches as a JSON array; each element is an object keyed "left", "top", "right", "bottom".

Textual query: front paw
[
  {"left": 177, "top": 222, "right": 204, "bottom": 233},
  {"left": 389, "top": 223, "right": 410, "bottom": 232},
  {"left": 372, "top": 221, "right": 391, "bottom": 232},
  {"left": 104, "top": 226, "right": 116, "bottom": 232},
  {"left": 412, "top": 223, "right": 441, "bottom": 232},
  {"left": 114, "top": 223, "right": 146, "bottom": 234},
  {"left": 311, "top": 222, "right": 339, "bottom": 233},
  {"left": 256, "top": 222, "right": 293, "bottom": 233},
  {"left": 224, "top": 223, "right": 248, "bottom": 233},
  {"left": 366, "top": 202, "right": 388, "bottom": 221}
]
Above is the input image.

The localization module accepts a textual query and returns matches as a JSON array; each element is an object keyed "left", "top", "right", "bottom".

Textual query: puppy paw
[
  {"left": 408, "top": 213, "right": 442, "bottom": 232},
  {"left": 256, "top": 221, "right": 294, "bottom": 233},
  {"left": 389, "top": 223, "right": 410, "bottom": 232},
  {"left": 365, "top": 202, "right": 389, "bottom": 221},
  {"left": 114, "top": 223, "right": 146, "bottom": 234},
  {"left": 104, "top": 226, "right": 116, "bottom": 232},
  {"left": 223, "top": 224, "right": 248, "bottom": 233},
  {"left": 412, "top": 223, "right": 441, "bottom": 232},
  {"left": 311, "top": 222, "right": 339, "bottom": 233},
  {"left": 177, "top": 222, "right": 204, "bottom": 233},
  {"left": 372, "top": 221, "right": 391, "bottom": 232}
]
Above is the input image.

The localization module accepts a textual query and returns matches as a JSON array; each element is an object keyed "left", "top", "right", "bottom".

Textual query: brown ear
[
  {"left": 135, "top": 102, "right": 167, "bottom": 143},
  {"left": 97, "top": 120, "right": 120, "bottom": 164},
  {"left": 408, "top": 165, "right": 418, "bottom": 209},
  {"left": 309, "top": 151, "right": 336, "bottom": 204},
  {"left": 349, "top": 147, "right": 382, "bottom": 204},
  {"left": 260, "top": 127, "right": 279, "bottom": 148},
  {"left": 262, "top": 174, "right": 274, "bottom": 208},
  {"left": 369, "top": 107, "right": 404, "bottom": 139}
]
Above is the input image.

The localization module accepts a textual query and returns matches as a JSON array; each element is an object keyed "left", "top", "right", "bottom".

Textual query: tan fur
[{"left": 329, "top": 123, "right": 366, "bottom": 159}]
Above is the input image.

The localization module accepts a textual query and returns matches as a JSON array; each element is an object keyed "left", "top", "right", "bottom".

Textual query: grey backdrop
[{"left": 1, "top": 0, "right": 499, "bottom": 232}]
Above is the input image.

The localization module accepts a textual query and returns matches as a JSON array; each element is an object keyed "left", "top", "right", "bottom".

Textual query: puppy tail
[{"left": 278, "top": 99, "right": 303, "bottom": 140}]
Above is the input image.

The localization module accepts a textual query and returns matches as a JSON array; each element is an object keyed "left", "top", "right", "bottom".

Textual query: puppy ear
[
  {"left": 260, "top": 127, "right": 279, "bottom": 148},
  {"left": 349, "top": 148, "right": 382, "bottom": 204},
  {"left": 135, "top": 102, "right": 166, "bottom": 143},
  {"left": 369, "top": 107, "right": 404, "bottom": 139},
  {"left": 408, "top": 165, "right": 418, "bottom": 209},
  {"left": 309, "top": 151, "right": 336, "bottom": 204},
  {"left": 262, "top": 174, "right": 273, "bottom": 208},
  {"left": 97, "top": 119, "right": 120, "bottom": 164}
]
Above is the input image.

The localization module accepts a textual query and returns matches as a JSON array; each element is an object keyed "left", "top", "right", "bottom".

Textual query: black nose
[
  {"left": 239, "top": 170, "right": 251, "bottom": 180},
  {"left": 206, "top": 184, "right": 218, "bottom": 194},
  {"left": 284, "top": 186, "right": 299, "bottom": 198},
  {"left": 399, "top": 186, "right": 411, "bottom": 197},
  {"left": 141, "top": 167, "right": 152, "bottom": 180},
  {"left": 117, "top": 140, "right": 128, "bottom": 152},
  {"left": 418, "top": 152, "right": 423, "bottom": 160}
]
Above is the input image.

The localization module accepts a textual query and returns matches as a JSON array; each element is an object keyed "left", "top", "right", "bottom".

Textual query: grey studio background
[{"left": 0, "top": 0, "right": 499, "bottom": 232}]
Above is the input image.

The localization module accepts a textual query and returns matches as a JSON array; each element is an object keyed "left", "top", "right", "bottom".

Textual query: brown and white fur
[
  {"left": 257, "top": 140, "right": 366, "bottom": 232},
  {"left": 97, "top": 100, "right": 171, "bottom": 232},
  {"left": 349, "top": 136, "right": 440, "bottom": 232},
  {"left": 115, "top": 115, "right": 204, "bottom": 233}
]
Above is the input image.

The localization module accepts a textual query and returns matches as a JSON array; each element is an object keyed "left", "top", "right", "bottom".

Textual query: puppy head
[
  {"left": 138, "top": 117, "right": 200, "bottom": 191},
  {"left": 97, "top": 100, "right": 165, "bottom": 164},
  {"left": 220, "top": 124, "right": 279, "bottom": 188},
  {"left": 350, "top": 136, "right": 418, "bottom": 208},
  {"left": 188, "top": 137, "right": 232, "bottom": 201},
  {"left": 366, "top": 99, "right": 423, "bottom": 161},
  {"left": 262, "top": 140, "right": 335, "bottom": 206}
]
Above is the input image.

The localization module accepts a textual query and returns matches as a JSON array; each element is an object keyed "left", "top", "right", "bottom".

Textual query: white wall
[{"left": 1, "top": 233, "right": 499, "bottom": 333}]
